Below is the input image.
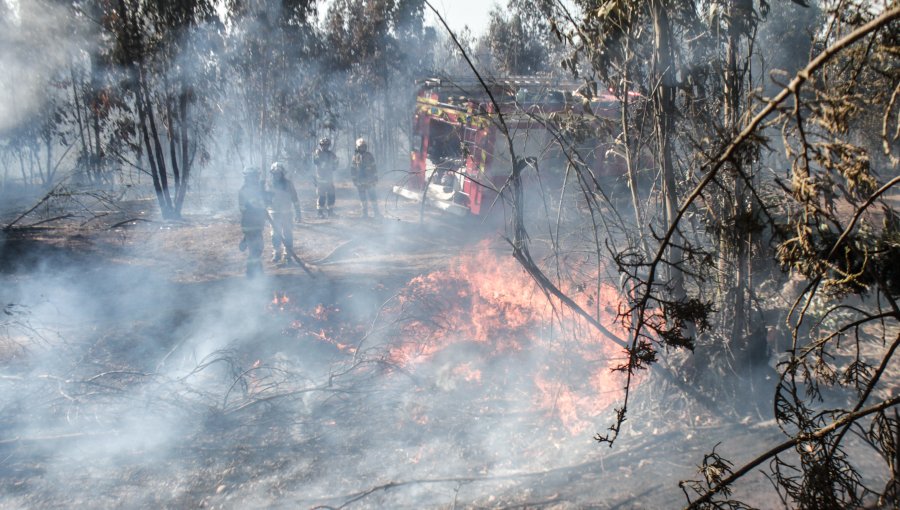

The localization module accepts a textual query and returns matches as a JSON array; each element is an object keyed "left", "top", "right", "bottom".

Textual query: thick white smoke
[{"left": 0, "top": 0, "right": 88, "bottom": 135}]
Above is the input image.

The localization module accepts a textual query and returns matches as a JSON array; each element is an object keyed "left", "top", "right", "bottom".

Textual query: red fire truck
[{"left": 393, "top": 77, "right": 625, "bottom": 216}]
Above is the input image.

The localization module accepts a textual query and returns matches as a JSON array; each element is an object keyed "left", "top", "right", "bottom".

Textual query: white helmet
[
  {"left": 355, "top": 138, "right": 367, "bottom": 150},
  {"left": 270, "top": 161, "right": 286, "bottom": 175}
]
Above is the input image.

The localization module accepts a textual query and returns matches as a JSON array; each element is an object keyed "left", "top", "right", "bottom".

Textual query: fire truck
[{"left": 393, "top": 77, "right": 625, "bottom": 216}]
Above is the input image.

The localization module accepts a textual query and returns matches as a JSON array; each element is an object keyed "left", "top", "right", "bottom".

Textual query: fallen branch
[
  {"left": 18, "top": 214, "right": 76, "bottom": 228},
  {"left": 3, "top": 185, "right": 62, "bottom": 231}
]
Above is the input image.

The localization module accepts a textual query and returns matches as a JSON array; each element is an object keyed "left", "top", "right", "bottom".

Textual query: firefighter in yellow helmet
[{"left": 350, "top": 137, "right": 380, "bottom": 219}]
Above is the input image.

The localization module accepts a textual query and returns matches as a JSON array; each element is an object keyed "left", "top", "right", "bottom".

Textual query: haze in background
[{"left": 425, "top": 0, "right": 498, "bottom": 36}]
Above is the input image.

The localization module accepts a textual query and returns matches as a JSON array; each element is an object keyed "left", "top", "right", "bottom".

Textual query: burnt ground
[{"left": 0, "top": 184, "right": 804, "bottom": 509}]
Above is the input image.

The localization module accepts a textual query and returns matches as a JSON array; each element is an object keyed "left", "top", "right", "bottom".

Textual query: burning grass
[{"left": 287, "top": 239, "right": 636, "bottom": 437}]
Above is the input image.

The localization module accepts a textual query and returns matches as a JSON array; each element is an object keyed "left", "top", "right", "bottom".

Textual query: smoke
[
  {"left": 0, "top": 208, "right": 618, "bottom": 507},
  {"left": 0, "top": 0, "right": 87, "bottom": 135},
  {"left": 0, "top": 186, "right": 798, "bottom": 508},
  {"left": 0, "top": 1, "right": 805, "bottom": 509}
]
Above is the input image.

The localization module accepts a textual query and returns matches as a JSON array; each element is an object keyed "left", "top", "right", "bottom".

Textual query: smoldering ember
[{"left": 1, "top": 1, "right": 899, "bottom": 509}]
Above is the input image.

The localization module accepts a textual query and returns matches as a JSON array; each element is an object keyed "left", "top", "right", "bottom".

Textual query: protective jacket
[
  {"left": 313, "top": 148, "right": 338, "bottom": 184},
  {"left": 239, "top": 181, "right": 267, "bottom": 231},
  {"left": 351, "top": 151, "right": 377, "bottom": 187},
  {"left": 269, "top": 176, "right": 300, "bottom": 217}
]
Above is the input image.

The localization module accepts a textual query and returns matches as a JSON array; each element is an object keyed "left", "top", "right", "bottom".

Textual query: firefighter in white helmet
[
  {"left": 267, "top": 161, "right": 301, "bottom": 264},
  {"left": 350, "top": 137, "right": 380, "bottom": 219},
  {"left": 313, "top": 137, "right": 337, "bottom": 218}
]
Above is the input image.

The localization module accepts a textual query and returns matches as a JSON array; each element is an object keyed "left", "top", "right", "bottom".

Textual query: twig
[
  {"left": 683, "top": 394, "right": 900, "bottom": 509},
  {"left": 17, "top": 214, "right": 76, "bottom": 228}
]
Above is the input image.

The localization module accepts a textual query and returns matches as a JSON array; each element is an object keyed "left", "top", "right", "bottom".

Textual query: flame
[
  {"left": 271, "top": 291, "right": 290, "bottom": 310},
  {"left": 272, "top": 294, "right": 360, "bottom": 354},
  {"left": 268, "top": 241, "right": 637, "bottom": 436},
  {"left": 312, "top": 304, "right": 331, "bottom": 321},
  {"left": 385, "top": 240, "right": 633, "bottom": 436},
  {"left": 389, "top": 247, "right": 549, "bottom": 363}
]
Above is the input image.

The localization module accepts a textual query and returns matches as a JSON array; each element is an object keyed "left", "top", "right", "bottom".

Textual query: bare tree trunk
[
  {"left": 259, "top": 74, "right": 269, "bottom": 177},
  {"left": 44, "top": 136, "right": 52, "bottom": 187},
  {"left": 91, "top": 100, "right": 103, "bottom": 183},
  {"left": 2, "top": 153, "right": 9, "bottom": 191},
  {"left": 163, "top": 73, "right": 181, "bottom": 197},
  {"left": 18, "top": 151, "right": 27, "bottom": 186},
  {"left": 116, "top": 0, "right": 176, "bottom": 218},
  {"left": 619, "top": 42, "right": 649, "bottom": 256},
  {"left": 724, "top": 0, "right": 752, "bottom": 349},
  {"left": 650, "top": 0, "right": 684, "bottom": 301},
  {"left": 70, "top": 66, "right": 90, "bottom": 183},
  {"left": 141, "top": 70, "right": 176, "bottom": 218},
  {"left": 136, "top": 91, "right": 171, "bottom": 216},
  {"left": 174, "top": 86, "right": 190, "bottom": 214}
]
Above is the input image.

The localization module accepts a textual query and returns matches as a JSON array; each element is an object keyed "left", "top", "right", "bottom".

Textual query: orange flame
[
  {"left": 274, "top": 296, "right": 360, "bottom": 354},
  {"left": 386, "top": 240, "right": 633, "bottom": 435},
  {"left": 271, "top": 291, "right": 290, "bottom": 309}
]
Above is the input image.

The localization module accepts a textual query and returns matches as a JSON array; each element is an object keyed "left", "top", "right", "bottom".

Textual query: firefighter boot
[{"left": 272, "top": 250, "right": 283, "bottom": 263}]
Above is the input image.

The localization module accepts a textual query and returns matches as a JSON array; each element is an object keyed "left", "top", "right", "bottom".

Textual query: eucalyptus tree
[
  {"left": 220, "top": 0, "right": 320, "bottom": 175},
  {"left": 542, "top": 0, "right": 830, "bottom": 413},
  {"left": 321, "top": 0, "right": 432, "bottom": 170},
  {"left": 104, "top": 0, "right": 224, "bottom": 219},
  {"left": 482, "top": 0, "right": 559, "bottom": 75}
]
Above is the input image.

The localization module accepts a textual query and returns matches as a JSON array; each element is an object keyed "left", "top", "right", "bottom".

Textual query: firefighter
[
  {"left": 350, "top": 137, "right": 380, "bottom": 218},
  {"left": 238, "top": 166, "right": 266, "bottom": 277},
  {"left": 313, "top": 137, "right": 338, "bottom": 218},
  {"left": 268, "top": 161, "right": 301, "bottom": 263}
]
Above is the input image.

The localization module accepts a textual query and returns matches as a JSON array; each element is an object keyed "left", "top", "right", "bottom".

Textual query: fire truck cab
[{"left": 393, "top": 77, "right": 623, "bottom": 216}]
